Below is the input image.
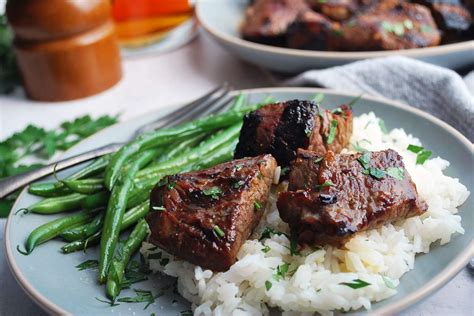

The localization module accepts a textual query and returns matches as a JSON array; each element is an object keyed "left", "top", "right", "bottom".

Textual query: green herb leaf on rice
[
  {"left": 261, "top": 245, "right": 271, "bottom": 253},
  {"left": 382, "top": 275, "right": 397, "bottom": 289},
  {"left": 378, "top": 119, "right": 388, "bottom": 134},
  {"left": 273, "top": 263, "right": 290, "bottom": 281},
  {"left": 340, "top": 279, "right": 371, "bottom": 289},
  {"left": 265, "top": 280, "right": 272, "bottom": 291},
  {"left": 259, "top": 227, "right": 289, "bottom": 241},
  {"left": 407, "top": 144, "right": 432, "bottom": 165}
]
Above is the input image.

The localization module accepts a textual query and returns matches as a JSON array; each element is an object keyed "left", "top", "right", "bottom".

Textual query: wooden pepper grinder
[{"left": 6, "top": 0, "right": 122, "bottom": 101}]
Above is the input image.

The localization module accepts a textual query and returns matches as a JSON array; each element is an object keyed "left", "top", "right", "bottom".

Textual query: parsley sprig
[
  {"left": 407, "top": 144, "right": 432, "bottom": 165},
  {"left": 0, "top": 114, "right": 118, "bottom": 217}
]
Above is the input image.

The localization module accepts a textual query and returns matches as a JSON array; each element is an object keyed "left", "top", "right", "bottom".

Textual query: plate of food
[
  {"left": 196, "top": 0, "right": 474, "bottom": 72},
  {"left": 5, "top": 88, "right": 473, "bottom": 315}
]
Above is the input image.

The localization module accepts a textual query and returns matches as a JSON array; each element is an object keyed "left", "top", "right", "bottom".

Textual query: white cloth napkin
[{"left": 285, "top": 56, "right": 474, "bottom": 141}]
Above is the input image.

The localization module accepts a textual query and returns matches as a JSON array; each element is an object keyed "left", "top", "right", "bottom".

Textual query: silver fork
[{"left": 0, "top": 85, "right": 234, "bottom": 199}]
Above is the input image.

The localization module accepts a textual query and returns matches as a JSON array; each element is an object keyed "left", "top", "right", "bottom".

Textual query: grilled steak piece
[
  {"left": 241, "top": 0, "right": 310, "bottom": 46},
  {"left": 287, "top": 11, "right": 343, "bottom": 50},
  {"left": 414, "top": 0, "right": 473, "bottom": 42},
  {"left": 235, "top": 100, "right": 353, "bottom": 168},
  {"left": 307, "top": 0, "right": 361, "bottom": 21},
  {"left": 146, "top": 155, "right": 277, "bottom": 272},
  {"left": 336, "top": 2, "right": 441, "bottom": 50},
  {"left": 278, "top": 149, "right": 427, "bottom": 246}
]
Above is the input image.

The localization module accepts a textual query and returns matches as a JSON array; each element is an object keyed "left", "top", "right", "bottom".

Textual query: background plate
[
  {"left": 196, "top": 0, "right": 474, "bottom": 73},
  {"left": 5, "top": 88, "right": 473, "bottom": 315}
]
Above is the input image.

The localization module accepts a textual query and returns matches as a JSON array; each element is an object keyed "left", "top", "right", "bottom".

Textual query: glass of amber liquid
[{"left": 111, "top": 0, "right": 195, "bottom": 54}]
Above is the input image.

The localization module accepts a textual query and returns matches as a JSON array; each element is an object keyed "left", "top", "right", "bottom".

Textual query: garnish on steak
[
  {"left": 146, "top": 155, "right": 277, "bottom": 272},
  {"left": 234, "top": 100, "right": 353, "bottom": 168},
  {"left": 277, "top": 149, "right": 427, "bottom": 246}
]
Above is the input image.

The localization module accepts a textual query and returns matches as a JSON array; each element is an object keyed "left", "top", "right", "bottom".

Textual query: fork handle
[{"left": 0, "top": 143, "right": 123, "bottom": 199}]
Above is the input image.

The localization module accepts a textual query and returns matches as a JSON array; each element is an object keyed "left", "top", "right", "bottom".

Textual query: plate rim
[
  {"left": 196, "top": 1, "right": 474, "bottom": 60},
  {"left": 4, "top": 87, "right": 474, "bottom": 316}
]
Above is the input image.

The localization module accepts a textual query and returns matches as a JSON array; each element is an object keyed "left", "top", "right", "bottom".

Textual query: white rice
[{"left": 141, "top": 112, "right": 470, "bottom": 315}]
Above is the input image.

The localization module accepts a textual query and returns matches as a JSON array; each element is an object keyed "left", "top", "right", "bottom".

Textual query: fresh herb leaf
[
  {"left": 265, "top": 280, "right": 273, "bottom": 290},
  {"left": 202, "top": 186, "right": 222, "bottom": 200},
  {"left": 378, "top": 119, "right": 388, "bottom": 134},
  {"left": 254, "top": 201, "right": 262, "bottom": 211},
  {"left": 233, "top": 180, "right": 246, "bottom": 189},
  {"left": 407, "top": 144, "right": 423, "bottom": 153},
  {"left": 340, "top": 279, "right": 371, "bottom": 289},
  {"left": 416, "top": 150, "right": 432, "bottom": 164},
  {"left": 213, "top": 225, "right": 225, "bottom": 238},
  {"left": 280, "top": 167, "right": 290, "bottom": 177},
  {"left": 259, "top": 227, "right": 289, "bottom": 241},
  {"left": 326, "top": 119, "right": 338, "bottom": 144},
  {"left": 117, "top": 289, "right": 158, "bottom": 309},
  {"left": 75, "top": 259, "right": 98, "bottom": 271},
  {"left": 358, "top": 152, "right": 371, "bottom": 169},
  {"left": 316, "top": 180, "right": 334, "bottom": 189},
  {"left": 385, "top": 167, "right": 404, "bottom": 180},
  {"left": 314, "top": 157, "right": 324, "bottom": 164},
  {"left": 420, "top": 24, "right": 432, "bottom": 33},
  {"left": 369, "top": 167, "right": 385, "bottom": 179},
  {"left": 233, "top": 164, "right": 243, "bottom": 171},
  {"left": 261, "top": 245, "right": 271, "bottom": 253},
  {"left": 167, "top": 182, "right": 176, "bottom": 190},
  {"left": 151, "top": 206, "right": 166, "bottom": 212},
  {"left": 382, "top": 275, "right": 397, "bottom": 289},
  {"left": 95, "top": 297, "right": 120, "bottom": 306},
  {"left": 273, "top": 263, "right": 290, "bottom": 281},
  {"left": 312, "top": 93, "right": 325, "bottom": 104},
  {"left": 403, "top": 19, "right": 413, "bottom": 30}
]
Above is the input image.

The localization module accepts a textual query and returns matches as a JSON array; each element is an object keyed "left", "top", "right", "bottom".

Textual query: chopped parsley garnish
[
  {"left": 407, "top": 144, "right": 432, "bottom": 164},
  {"left": 332, "top": 107, "right": 344, "bottom": 115},
  {"left": 316, "top": 180, "right": 334, "bottom": 189},
  {"left": 261, "top": 245, "right": 271, "bottom": 253},
  {"left": 385, "top": 167, "right": 404, "bottom": 180},
  {"left": 233, "top": 164, "right": 243, "bottom": 171},
  {"left": 403, "top": 19, "right": 413, "bottom": 30},
  {"left": 117, "top": 288, "right": 161, "bottom": 309},
  {"left": 265, "top": 280, "right": 273, "bottom": 291},
  {"left": 254, "top": 201, "right": 262, "bottom": 211},
  {"left": 378, "top": 119, "right": 388, "bottom": 134},
  {"left": 352, "top": 139, "right": 371, "bottom": 152},
  {"left": 369, "top": 167, "right": 385, "bottom": 179},
  {"left": 273, "top": 263, "right": 290, "bottom": 281},
  {"left": 233, "top": 180, "right": 246, "bottom": 189},
  {"left": 314, "top": 157, "right": 324, "bottom": 164},
  {"left": 259, "top": 227, "right": 289, "bottom": 241},
  {"left": 381, "top": 21, "right": 405, "bottom": 36},
  {"left": 213, "top": 225, "right": 225, "bottom": 238},
  {"left": 280, "top": 167, "right": 290, "bottom": 177},
  {"left": 75, "top": 259, "right": 98, "bottom": 271},
  {"left": 167, "top": 182, "right": 177, "bottom": 190},
  {"left": 312, "top": 93, "right": 325, "bottom": 104},
  {"left": 326, "top": 119, "right": 338, "bottom": 144},
  {"left": 358, "top": 152, "right": 371, "bottom": 169},
  {"left": 382, "top": 275, "right": 397, "bottom": 289},
  {"left": 151, "top": 206, "right": 166, "bottom": 212},
  {"left": 340, "top": 279, "right": 371, "bottom": 289},
  {"left": 420, "top": 24, "right": 432, "bottom": 33},
  {"left": 202, "top": 186, "right": 222, "bottom": 200}
]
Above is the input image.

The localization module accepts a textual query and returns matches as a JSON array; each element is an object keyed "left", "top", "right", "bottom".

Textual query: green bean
[
  {"left": 105, "top": 105, "right": 259, "bottom": 189},
  {"left": 60, "top": 211, "right": 105, "bottom": 242},
  {"left": 18, "top": 208, "right": 100, "bottom": 255},
  {"left": 28, "top": 183, "right": 72, "bottom": 197},
  {"left": 136, "top": 123, "right": 242, "bottom": 180},
  {"left": 27, "top": 193, "right": 87, "bottom": 214},
  {"left": 98, "top": 149, "right": 157, "bottom": 283},
  {"left": 81, "top": 191, "right": 109, "bottom": 209},
  {"left": 230, "top": 93, "right": 246, "bottom": 110},
  {"left": 106, "top": 219, "right": 149, "bottom": 300},
  {"left": 191, "top": 139, "right": 237, "bottom": 170},
  {"left": 153, "top": 133, "right": 207, "bottom": 165},
  {"left": 61, "top": 178, "right": 104, "bottom": 194},
  {"left": 61, "top": 202, "right": 150, "bottom": 253},
  {"left": 27, "top": 155, "right": 112, "bottom": 198}
]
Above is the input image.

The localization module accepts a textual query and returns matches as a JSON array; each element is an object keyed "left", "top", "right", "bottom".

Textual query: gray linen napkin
[{"left": 285, "top": 56, "right": 474, "bottom": 141}]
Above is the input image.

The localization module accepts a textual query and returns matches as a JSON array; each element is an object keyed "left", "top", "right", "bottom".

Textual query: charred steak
[
  {"left": 146, "top": 155, "right": 277, "bottom": 272},
  {"left": 278, "top": 149, "right": 427, "bottom": 246},
  {"left": 234, "top": 100, "right": 353, "bottom": 168},
  {"left": 241, "top": 0, "right": 310, "bottom": 46}
]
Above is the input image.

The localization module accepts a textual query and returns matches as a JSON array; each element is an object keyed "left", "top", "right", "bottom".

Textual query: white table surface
[{"left": 0, "top": 32, "right": 472, "bottom": 316}]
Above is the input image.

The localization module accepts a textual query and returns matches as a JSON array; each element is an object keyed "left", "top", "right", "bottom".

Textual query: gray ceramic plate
[
  {"left": 196, "top": 0, "right": 474, "bottom": 73},
  {"left": 5, "top": 88, "right": 473, "bottom": 315}
]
